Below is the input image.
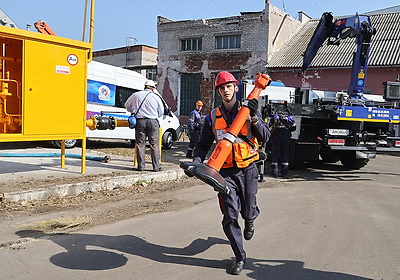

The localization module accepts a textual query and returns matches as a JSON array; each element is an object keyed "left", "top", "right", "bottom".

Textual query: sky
[{"left": 1, "top": 0, "right": 399, "bottom": 51}]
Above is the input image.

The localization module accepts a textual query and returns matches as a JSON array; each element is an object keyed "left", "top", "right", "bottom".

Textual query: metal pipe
[
  {"left": 88, "top": 0, "right": 95, "bottom": 62},
  {"left": 82, "top": 0, "right": 88, "bottom": 41},
  {"left": 0, "top": 152, "right": 110, "bottom": 163},
  {"left": 0, "top": 76, "right": 22, "bottom": 133}
]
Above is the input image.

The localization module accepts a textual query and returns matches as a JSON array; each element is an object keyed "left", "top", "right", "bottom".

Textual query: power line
[
  {"left": 194, "top": 0, "right": 215, "bottom": 19},
  {"left": 312, "top": 0, "right": 323, "bottom": 13},
  {"left": 281, "top": 0, "right": 287, "bottom": 13}
]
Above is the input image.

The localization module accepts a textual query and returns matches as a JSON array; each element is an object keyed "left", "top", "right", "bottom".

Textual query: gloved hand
[
  {"left": 246, "top": 98, "right": 259, "bottom": 117},
  {"left": 287, "top": 116, "right": 295, "bottom": 123},
  {"left": 184, "top": 158, "right": 201, "bottom": 177}
]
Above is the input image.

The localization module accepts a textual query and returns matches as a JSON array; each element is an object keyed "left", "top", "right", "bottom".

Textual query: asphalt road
[{"left": 1, "top": 155, "right": 399, "bottom": 280}]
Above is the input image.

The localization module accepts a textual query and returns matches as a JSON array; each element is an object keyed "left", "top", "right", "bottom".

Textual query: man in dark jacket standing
[
  {"left": 186, "top": 100, "right": 204, "bottom": 158},
  {"left": 270, "top": 114, "right": 296, "bottom": 178}
]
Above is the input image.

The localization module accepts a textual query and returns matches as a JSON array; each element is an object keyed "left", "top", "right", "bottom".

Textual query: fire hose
[
  {"left": 180, "top": 73, "right": 271, "bottom": 195},
  {"left": 0, "top": 152, "right": 110, "bottom": 163}
]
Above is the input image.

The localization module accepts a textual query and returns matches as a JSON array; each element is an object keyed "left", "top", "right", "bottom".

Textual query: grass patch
[{"left": 24, "top": 216, "right": 91, "bottom": 232}]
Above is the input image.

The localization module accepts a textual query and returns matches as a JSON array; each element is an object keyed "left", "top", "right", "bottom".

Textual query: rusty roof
[{"left": 266, "top": 9, "right": 400, "bottom": 70}]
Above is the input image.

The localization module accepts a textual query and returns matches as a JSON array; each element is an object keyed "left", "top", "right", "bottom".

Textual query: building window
[
  {"left": 180, "top": 38, "right": 202, "bottom": 51},
  {"left": 180, "top": 73, "right": 201, "bottom": 116},
  {"left": 215, "top": 35, "right": 241, "bottom": 49},
  {"left": 146, "top": 69, "right": 157, "bottom": 81}
]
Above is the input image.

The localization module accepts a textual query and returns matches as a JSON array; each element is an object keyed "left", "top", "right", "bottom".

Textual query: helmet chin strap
[{"left": 222, "top": 95, "right": 236, "bottom": 109}]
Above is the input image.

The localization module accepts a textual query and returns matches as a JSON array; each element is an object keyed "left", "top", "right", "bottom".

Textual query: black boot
[
  {"left": 271, "top": 163, "right": 279, "bottom": 178},
  {"left": 281, "top": 164, "right": 289, "bottom": 178},
  {"left": 227, "top": 260, "right": 245, "bottom": 275},
  {"left": 244, "top": 221, "right": 254, "bottom": 241}
]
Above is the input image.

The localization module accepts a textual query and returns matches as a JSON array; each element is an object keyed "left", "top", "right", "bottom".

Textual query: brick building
[
  {"left": 157, "top": 0, "right": 306, "bottom": 117},
  {"left": 93, "top": 44, "right": 157, "bottom": 81}
]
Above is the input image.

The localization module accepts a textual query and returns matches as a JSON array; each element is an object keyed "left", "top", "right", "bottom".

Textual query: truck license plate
[{"left": 328, "top": 129, "right": 349, "bottom": 136}]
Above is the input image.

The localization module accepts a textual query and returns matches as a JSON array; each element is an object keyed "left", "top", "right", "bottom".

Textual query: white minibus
[{"left": 52, "top": 61, "right": 180, "bottom": 149}]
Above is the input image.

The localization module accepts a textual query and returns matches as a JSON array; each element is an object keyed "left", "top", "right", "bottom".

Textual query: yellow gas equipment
[{"left": 0, "top": 1, "right": 95, "bottom": 173}]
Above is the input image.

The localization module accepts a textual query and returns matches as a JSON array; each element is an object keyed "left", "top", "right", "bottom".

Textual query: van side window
[{"left": 115, "top": 86, "right": 139, "bottom": 108}]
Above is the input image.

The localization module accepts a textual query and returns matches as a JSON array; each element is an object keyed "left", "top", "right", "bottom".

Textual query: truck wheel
[
  {"left": 51, "top": 139, "right": 78, "bottom": 149},
  {"left": 320, "top": 148, "right": 339, "bottom": 163},
  {"left": 338, "top": 151, "right": 369, "bottom": 169},
  {"left": 162, "top": 131, "right": 174, "bottom": 150}
]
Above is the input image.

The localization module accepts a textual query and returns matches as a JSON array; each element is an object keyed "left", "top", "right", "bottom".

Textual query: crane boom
[
  {"left": 302, "top": 12, "right": 376, "bottom": 98},
  {"left": 34, "top": 20, "right": 56, "bottom": 35}
]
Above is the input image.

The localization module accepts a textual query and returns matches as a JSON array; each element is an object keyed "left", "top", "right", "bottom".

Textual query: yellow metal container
[
  {"left": 0, "top": 26, "right": 91, "bottom": 138},
  {"left": 0, "top": 25, "right": 92, "bottom": 172}
]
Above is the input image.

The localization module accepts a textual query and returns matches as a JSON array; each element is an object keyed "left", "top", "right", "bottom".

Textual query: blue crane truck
[{"left": 251, "top": 12, "right": 400, "bottom": 170}]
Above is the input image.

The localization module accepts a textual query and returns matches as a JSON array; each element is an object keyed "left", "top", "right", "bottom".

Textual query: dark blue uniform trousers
[
  {"left": 218, "top": 163, "right": 260, "bottom": 261},
  {"left": 187, "top": 129, "right": 201, "bottom": 155},
  {"left": 271, "top": 127, "right": 291, "bottom": 164}
]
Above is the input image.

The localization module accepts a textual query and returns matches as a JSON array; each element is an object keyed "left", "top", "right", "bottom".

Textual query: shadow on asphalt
[
  {"left": 261, "top": 160, "right": 400, "bottom": 183},
  {"left": 0, "top": 141, "right": 46, "bottom": 150},
  {"left": 16, "top": 230, "right": 371, "bottom": 279}
]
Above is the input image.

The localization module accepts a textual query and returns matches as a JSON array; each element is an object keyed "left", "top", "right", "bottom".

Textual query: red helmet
[
  {"left": 215, "top": 71, "right": 238, "bottom": 89},
  {"left": 196, "top": 100, "right": 203, "bottom": 106}
]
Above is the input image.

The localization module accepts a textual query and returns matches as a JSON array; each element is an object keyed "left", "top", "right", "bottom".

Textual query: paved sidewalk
[{"left": 0, "top": 141, "right": 187, "bottom": 202}]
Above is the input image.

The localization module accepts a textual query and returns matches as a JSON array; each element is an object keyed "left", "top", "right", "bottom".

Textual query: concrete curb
[{"left": 4, "top": 168, "right": 186, "bottom": 202}]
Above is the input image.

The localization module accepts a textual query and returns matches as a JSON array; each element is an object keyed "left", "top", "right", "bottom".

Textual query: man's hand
[{"left": 246, "top": 98, "right": 259, "bottom": 117}]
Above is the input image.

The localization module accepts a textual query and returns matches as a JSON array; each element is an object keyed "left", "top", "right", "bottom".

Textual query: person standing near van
[
  {"left": 125, "top": 80, "right": 164, "bottom": 172},
  {"left": 186, "top": 100, "right": 204, "bottom": 158}
]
